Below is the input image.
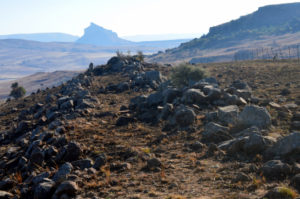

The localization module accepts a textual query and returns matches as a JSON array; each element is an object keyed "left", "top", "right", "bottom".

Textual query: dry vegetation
[{"left": 0, "top": 59, "right": 299, "bottom": 198}]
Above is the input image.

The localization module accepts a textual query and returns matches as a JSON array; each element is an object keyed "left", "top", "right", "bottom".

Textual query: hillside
[
  {"left": 0, "top": 33, "right": 79, "bottom": 42},
  {"left": 76, "top": 23, "right": 133, "bottom": 46},
  {"left": 0, "top": 71, "right": 80, "bottom": 99},
  {"left": 0, "top": 57, "right": 300, "bottom": 198},
  {"left": 148, "top": 2, "right": 300, "bottom": 63}
]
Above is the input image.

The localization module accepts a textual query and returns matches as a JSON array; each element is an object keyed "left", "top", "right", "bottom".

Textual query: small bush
[
  {"left": 278, "top": 187, "right": 297, "bottom": 199},
  {"left": 170, "top": 64, "right": 207, "bottom": 88},
  {"left": 9, "top": 82, "right": 26, "bottom": 99},
  {"left": 136, "top": 51, "right": 144, "bottom": 62}
]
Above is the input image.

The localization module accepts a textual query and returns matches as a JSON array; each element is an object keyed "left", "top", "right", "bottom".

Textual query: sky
[{"left": 0, "top": 0, "right": 299, "bottom": 37}]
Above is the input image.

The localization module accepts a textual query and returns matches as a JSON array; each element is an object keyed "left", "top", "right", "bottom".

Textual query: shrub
[
  {"left": 170, "top": 64, "right": 207, "bottom": 88},
  {"left": 9, "top": 82, "right": 26, "bottom": 99},
  {"left": 136, "top": 51, "right": 144, "bottom": 62},
  {"left": 278, "top": 187, "right": 297, "bottom": 199}
]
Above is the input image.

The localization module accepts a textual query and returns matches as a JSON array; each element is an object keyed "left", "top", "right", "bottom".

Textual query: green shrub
[
  {"left": 278, "top": 187, "right": 297, "bottom": 199},
  {"left": 170, "top": 64, "right": 207, "bottom": 88},
  {"left": 9, "top": 82, "right": 26, "bottom": 99},
  {"left": 136, "top": 51, "right": 144, "bottom": 62}
]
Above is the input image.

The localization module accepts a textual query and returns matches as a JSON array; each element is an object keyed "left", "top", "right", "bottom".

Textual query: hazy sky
[{"left": 0, "top": 0, "right": 298, "bottom": 37}]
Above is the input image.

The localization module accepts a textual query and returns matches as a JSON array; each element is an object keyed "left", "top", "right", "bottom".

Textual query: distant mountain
[
  {"left": 122, "top": 33, "right": 201, "bottom": 42},
  {"left": 0, "top": 33, "right": 79, "bottom": 42},
  {"left": 149, "top": 2, "right": 300, "bottom": 63},
  {"left": 76, "top": 23, "right": 133, "bottom": 46}
]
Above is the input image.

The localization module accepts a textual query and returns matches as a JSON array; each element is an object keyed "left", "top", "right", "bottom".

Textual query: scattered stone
[
  {"left": 53, "top": 162, "right": 73, "bottom": 183},
  {"left": 0, "top": 191, "right": 13, "bottom": 199},
  {"left": 54, "top": 181, "right": 78, "bottom": 197},
  {"left": 172, "top": 106, "right": 196, "bottom": 127},
  {"left": 34, "top": 180, "right": 55, "bottom": 199},
  {"left": 72, "top": 159, "right": 93, "bottom": 170},
  {"left": 147, "top": 158, "right": 162, "bottom": 171},
  {"left": 263, "top": 186, "right": 296, "bottom": 199},
  {"left": 260, "top": 160, "right": 291, "bottom": 180},
  {"left": 237, "top": 105, "right": 271, "bottom": 129},
  {"left": 218, "top": 105, "right": 239, "bottom": 125}
]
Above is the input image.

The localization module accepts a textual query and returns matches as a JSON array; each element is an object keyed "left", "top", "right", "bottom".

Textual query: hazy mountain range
[
  {"left": 0, "top": 23, "right": 191, "bottom": 80},
  {"left": 149, "top": 2, "right": 300, "bottom": 63}
]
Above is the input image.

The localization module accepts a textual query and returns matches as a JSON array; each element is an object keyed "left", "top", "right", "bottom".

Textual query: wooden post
[{"left": 297, "top": 44, "right": 300, "bottom": 63}]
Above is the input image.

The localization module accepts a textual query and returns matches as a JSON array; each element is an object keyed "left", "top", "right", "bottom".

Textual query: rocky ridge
[{"left": 0, "top": 57, "right": 300, "bottom": 198}]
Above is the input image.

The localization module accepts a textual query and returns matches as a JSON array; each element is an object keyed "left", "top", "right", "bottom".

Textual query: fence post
[{"left": 297, "top": 44, "right": 300, "bottom": 63}]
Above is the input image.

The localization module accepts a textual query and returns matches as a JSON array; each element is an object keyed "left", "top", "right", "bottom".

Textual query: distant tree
[{"left": 9, "top": 82, "right": 26, "bottom": 99}]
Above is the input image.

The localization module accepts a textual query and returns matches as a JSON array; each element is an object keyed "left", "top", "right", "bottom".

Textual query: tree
[{"left": 9, "top": 82, "right": 26, "bottom": 99}]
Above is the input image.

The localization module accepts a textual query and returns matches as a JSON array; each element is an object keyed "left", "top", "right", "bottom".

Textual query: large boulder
[
  {"left": 260, "top": 160, "right": 291, "bottom": 180},
  {"left": 201, "top": 122, "right": 232, "bottom": 143},
  {"left": 237, "top": 105, "right": 271, "bottom": 129},
  {"left": 182, "top": 89, "right": 206, "bottom": 104},
  {"left": 264, "top": 132, "right": 300, "bottom": 159},
  {"left": 162, "top": 88, "right": 182, "bottom": 104},
  {"left": 172, "top": 106, "right": 196, "bottom": 127},
  {"left": 218, "top": 105, "right": 239, "bottom": 125},
  {"left": 218, "top": 133, "right": 274, "bottom": 155}
]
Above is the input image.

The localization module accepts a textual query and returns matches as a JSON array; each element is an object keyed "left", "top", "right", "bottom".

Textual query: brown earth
[{"left": 0, "top": 59, "right": 299, "bottom": 198}]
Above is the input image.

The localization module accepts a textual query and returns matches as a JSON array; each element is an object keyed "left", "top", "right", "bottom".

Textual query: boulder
[
  {"left": 0, "top": 191, "right": 13, "bottom": 199},
  {"left": 54, "top": 181, "right": 78, "bottom": 197},
  {"left": 71, "top": 159, "right": 93, "bottom": 170},
  {"left": 34, "top": 180, "right": 55, "bottom": 199},
  {"left": 52, "top": 162, "right": 73, "bottom": 183},
  {"left": 173, "top": 106, "right": 196, "bottom": 127},
  {"left": 64, "top": 142, "right": 82, "bottom": 162},
  {"left": 237, "top": 105, "right": 271, "bottom": 129},
  {"left": 264, "top": 186, "right": 296, "bottom": 199},
  {"left": 264, "top": 132, "right": 300, "bottom": 159},
  {"left": 201, "top": 122, "right": 233, "bottom": 143},
  {"left": 218, "top": 105, "right": 239, "bottom": 125},
  {"left": 162, "top": 88, "right": 182, "bottom": 104},
  {"left": 260, "top": 160, "right": 291, "bottom": 180},
  {"left": 182, "top": 89, "right": 206, "bottom": 104},
  {"left": 291, "top": 173, "right": 300, "bottom": 192}
]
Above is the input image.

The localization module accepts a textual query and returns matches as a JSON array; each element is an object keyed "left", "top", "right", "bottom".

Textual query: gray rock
[
  {"left": 291, "top": 121, "right": 300, "bottom": 130},
  {"left": 160, "top": 103, "right": 173, "bottom": 120},
  {"left": 60, "top": 100, "right": 74, "bottom": 110},
  {"left": 242, "top": 133, "right": 275, "bottom": 154},
  {"left": 202, "top": 122, "right": 232, "bottom": 144},
  {"left": 218, "top": 105, "right": 239, "bottom": 125},
  {"left": 162, "top": 88, "right": 182, "bottom": 104},
  {"left": 0, "top": 178, "right": 14, "bottom": 190},
  {"left": 264, "top": 186, "right": 296, "bottom": 199},
  {"left": 117, "top": 82, "right": 130, "bottom": 92},
  {"left": 291, "top": 173, "right": 300, "bottom": 192},
  {"left": 30, "top": 147, "right": 44, "bottom": 165},
  {"left": 93, "top": 154, "right": 106, "bottom": 170},
  {"left": 237, "top": 105, "right": 271, "bottom": 129},
  {"left": 0, "top": 191, "right": 13, "bottom": 199},
  {"left": 144, "top": 70, "right": 163, "bottom": 83},
  {"left": 146, "top": 92, "right": 163, "bottom": 107},
  {"left": 182, "top": 89, "right": 206, "bottom": 104},
  {"left": 53, "top": 162, "right": 73, "bottom": 183},
  {"left": 54, "top": 181, "right": 78, "bottom": 197},
  {"left": 64, "top": 142, "right": 82, "bottom": 162},
  {"left": 188, "top": 141, "right": 204, "bottom": 152},
  {"left": 71, "top": 159, "right": 93, "bottom": 170},
  {"left": 32, "top": 172, "right": 50, "bottom": 185},
  {"left": 260, "top": 160, "right": 291, "bottom": 180},
  {"left": 265, "top": 132, "right": 300, "bottom": 159},
  {"left": 34, "top": 180, "right": 55, "bottom": 199},
  {"left": 173, "top": 106, "right": 196, "bottom": 127},
  {"left": 147, "top": 158, "right": 161, "bottom": 170}
]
